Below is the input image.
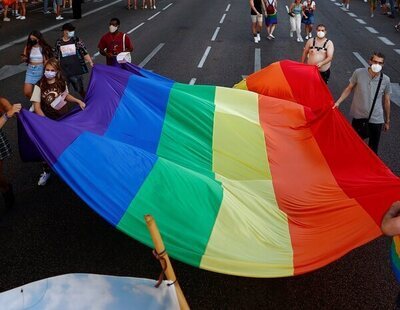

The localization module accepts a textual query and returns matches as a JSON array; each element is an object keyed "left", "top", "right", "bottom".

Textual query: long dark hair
[
  {"left": 25, "top": 30, "right": 53, "bottom": 63},
  {"left": 39, "top": 58, "right": 66, "bottom": 92}
]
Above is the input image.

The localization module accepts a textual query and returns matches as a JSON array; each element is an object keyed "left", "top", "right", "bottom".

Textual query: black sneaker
[{"left": 2, "top": 184, "right": 14, "bottom": 210}]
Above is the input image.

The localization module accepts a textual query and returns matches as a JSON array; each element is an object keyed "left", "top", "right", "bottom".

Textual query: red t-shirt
[{"left": 98, "top": 32, "right": 133, "bottom": 65}]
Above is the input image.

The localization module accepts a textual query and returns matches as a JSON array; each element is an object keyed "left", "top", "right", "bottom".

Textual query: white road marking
[
  {"left": 355, "top": 18, "right": 366, "bottom": 24},
  {"left": 163, "top": 3, "right": 173, "bottom": 10},
  {"left": 139, "top": 43, "right": 165, "bottom": 68},
  {"left": 347, "top": 12, "right": 357, "bottom": 17},
  {"left": 334, "top": 2, "right": 341, "bottom": 5},
  {"left": 211, "top": 27, "right": 221, "bottom": 41},
  {"left": 378, "top": 36, "right": 395, "bottom": 46},
  {"left": 0, "top": 0, "right": 122, "bottom": 52},
  {"left": 226, "top": 4, "right": 231, "bottom": 11},
  {"left": 93, "top": 52, "right": 100, "bottom": 59},
  {"left": 394, "top": 49, "right": 400, "bottom": 56},
  {"left": 128, "top": 22, "right": 145, "bottom": 34},
  {"left": 340, "top": 7, "right": 347, "bottom": 11},
  {"left": 220, "top": 13, "right": 226, "bottom": 24},
  {"left": 353, "top": 52, "right": 369, "bottom": 68},
  {"left": 365, "top": 26, "right": 378, "bottom": 34},
  {"left": 189, "top": 78, "right": 197, "bottom": 85},
  {"left": 148, "top": 11, "right": 161, "bottom": 20},
  {"left": 0, "top": 64, "right": 27, "bottom": 81},
  {"left": 197, "top": 46, "right": 211, "bottom": 68},
  {"left": 254, "top": 48, "right": 261, "bottom": 72}
]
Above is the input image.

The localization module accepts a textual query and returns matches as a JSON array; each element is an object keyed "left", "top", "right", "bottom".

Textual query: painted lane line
[
  {"left": 82, "top": 0, "right": 122, "bottom": 17},
  {"left": 378, "top": 36, "right": 395, "bottom": 46},
  {"left": 197, "top": 46, "right": 211, "bottom": 68},
  {"left": 93, "top": 52, "right": 100, "bottom": 59},
  {"left": 365, "top": 26, "right": 378, "bottom": 34},
  {"left": 220, "top": 13, "right": 226, "bottom": 24},
  {"left": 128, "top": 22, "right": 145, "bottom": 34},
  {"left": 139, "top": 43, "right": 165, "bottom": 68},
  {"left": 353, "top": 52, "right": 369, "bottom": 68},
  {"left": 163, "top": 3, "right": 173, "bottom": 10},
  {"left": 226, "top": 3, "right": 231, "bottom": 11},
  {"left": 334, "top": 2, "right": 341, "bottom": 5},
  {"left": 211, "top": 27, "right": 221, "bottom": 41},
  {"left": 355, "top": 18, "right": 366, "bottom": 24},
  {"left": 0, "top": 0, "right": 122, "bottom": 52},
  {"left": 340, "top": 7, "right": 347, "bottom": 11},
  {"left": 394, "top": 49, "right": 400, "bottom": 56},
  {"left": 148, "top": 11, "right": 161, "bottom": 20},
  {"left": 254, "top": 48, "right": 261, "bottom": 72},
  {"left": 0, "top": 63, "right": 27, "bottom": 82},
  {"left": 189, "top": 78, "right": 197, "bottom": 85},
  {"left": 347, "top": 12, "right": 357, "bottom": 17}
]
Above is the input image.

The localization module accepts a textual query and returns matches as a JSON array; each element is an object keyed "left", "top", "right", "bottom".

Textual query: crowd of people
[
  {"left": 0, "top": 18, "right": 133, "bottom": 207},
  {"left": 0, "top": 0, "right": 155, "bottom": 22}
]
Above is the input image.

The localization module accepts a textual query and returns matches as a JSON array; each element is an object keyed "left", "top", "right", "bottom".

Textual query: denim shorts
[{"left": 25, "top": 64, "right": 44, "bottom": 84}]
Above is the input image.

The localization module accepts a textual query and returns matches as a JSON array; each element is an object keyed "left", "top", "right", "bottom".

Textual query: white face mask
[
  {"left": 317, "top": 31, "right": 325, "bottom": 38},
  {"left": 44, "top": 70, "right": 57, "bottom": 79},
  {"left": 370, "top": 64, "right": 382, "bottom": 73},
  {"left": 109, "top": 25, "right": 118, "bottom": 33},
  {"left": 67, "top": 31, "right": 75, "bottom": 38}
]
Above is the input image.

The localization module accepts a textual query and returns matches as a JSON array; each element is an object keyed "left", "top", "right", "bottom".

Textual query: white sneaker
[
  {"left": 297, "top": 37, "right": 301, "bottom": 42},
  {"left": 269, "top": 33, "right": 275, "bottom": 39},
  {"left": 153, "top": 5, "right": 156, "bottom": 9},
  {"left": 364, "top": 0, "right": 367, "bottom": 2},
  {"left": 305, "top": 34, "right": 309, "bottom": 40},
  {"left": 56, "top": 15, "right": 64, "bottom": 20},
  {"left": 3, "top": 17, "right": 10, "bottom": 21},
  {"left": 290, "top": 31, "right": 293, "bottom": 38},
  {"left": 38, "top": 172, "right": 51, "bottom": 186},
  {"left": 346, "top": 4, "right": 349, "bottom": 9},
  {"left": 254, "top": 36, "right": 259, "bottom": 43},
  {"left": 16, "top": 15, "right": 22, "bottom": 19},
  {"left": 370, "top": 13, "right": 374, "bottom": 17},
  {"left": 257, "top": 33, "right": 261, "bottom": 41},
  {"left": 308, "top": 33, "right": 312, "bottom": 38},
  {"left": 19, "top": 16, "right": 26, "bottom": 20}
]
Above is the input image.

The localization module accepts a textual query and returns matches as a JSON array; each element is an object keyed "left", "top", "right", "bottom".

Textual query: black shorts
[{"left": 319, "top": 68, "right": 331, "bottom": 84}]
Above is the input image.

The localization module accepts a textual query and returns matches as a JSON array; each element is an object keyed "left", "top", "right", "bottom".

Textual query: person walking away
[
  {"left": 341, "top": 0, "right": 350, "bottom": 10},
  {"left": 302, "top": 0, "right": 315, "bottom": 39},
  {"left": 54, "top": 0, "right": 63, "bottom": 19},
  {"left": 30, "top": 58, "right": 85, "bottom": 185},
  {"left": 301, "top": 24, "right": 334, "bottom": 83},
  {"left": 250, "top": 0, "right": 263, "bottom": 43},
  {"left": 264, "top": 0, "right": 278, "bottom": 40},
  {"left": 21, "top": 30, "right": 53, "bottom": 99},
  {"left": 333, "top": 52, "right": 391, "bottom": 155},
  {"left": 55, "top": 23, "right": 93, "bottom": 99},
  {"left": 2, "top": 0, "right": 16, "bottom": 21},
  {"left": 290, "top": 0, "right": 307, "bottom": 42},
  {"left": 15, "top": 0, "right": 27, "bottom": 20},
  {"left": 370, "top": 0, "right": 377, "bottom": 17},
  {"left": 0, "top": 97, "right": 21, "bottom": 210},
  {"left": 98, "top": 18, "right": 133, "bottom": 65}
]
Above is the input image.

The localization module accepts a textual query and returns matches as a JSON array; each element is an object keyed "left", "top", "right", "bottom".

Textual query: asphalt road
[{"left": 0, "top": 0, "right": 400, "bottom": 308}]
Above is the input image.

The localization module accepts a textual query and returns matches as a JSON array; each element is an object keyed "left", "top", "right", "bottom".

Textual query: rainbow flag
[
  {"left": 19, "top": 61, "right": 400, "bottom": 277},
  {"left": 391, "top": 236, "right": 400, "bottom": 282}
]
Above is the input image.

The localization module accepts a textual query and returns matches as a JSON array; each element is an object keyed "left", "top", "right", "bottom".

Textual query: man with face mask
[
  {"left": 301, "top": 24, "right": 334, "bottom": 84},
  {"left": 55, "top": 23, "right": 94, "bottom": 99},
  {"left": 334, "top": 52, "right": 391, "bottom": 154},
  {"left": 98, "top": 18, "right": 134, "bottom": 66}
]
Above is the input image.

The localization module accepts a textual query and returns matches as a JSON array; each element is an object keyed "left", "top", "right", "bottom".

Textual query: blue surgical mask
[
  {"left": 68, "top": 31, "right": 75, "bottom": 38},
  {"left": 44, "top": 70, "right": 57, "bottom": 79}
]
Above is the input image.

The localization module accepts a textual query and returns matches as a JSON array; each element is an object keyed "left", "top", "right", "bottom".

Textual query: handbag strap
[
  {"left": 367, "top": 72, "right": 383, "bottom": 121},
  {"left": 123, "top": 33, "right": 126, "bottom": 52}
]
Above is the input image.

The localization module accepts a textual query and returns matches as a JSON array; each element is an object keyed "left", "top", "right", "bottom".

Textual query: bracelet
[{"left": 3, "top": 113, "right": 10, "bottom": 121}]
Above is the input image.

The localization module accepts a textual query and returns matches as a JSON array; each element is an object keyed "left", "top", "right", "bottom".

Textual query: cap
[{"left": 61, "top": 23, "right": 75, "bottom": 31}]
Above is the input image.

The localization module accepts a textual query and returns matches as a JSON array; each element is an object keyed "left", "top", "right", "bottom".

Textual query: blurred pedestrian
[
  {"left": 369, "top": 0, "right": 377, "bottom": 17},
  {"left": 21, "top": 30, "right": 53, "bottom": 99},
  {"left": 264, "top": 0, "right": 277, "bottom": 40},
  {"left": 0, "top": 97, "right": 22, "bottom": 210},
  {"left": 334, "top": 52, "right": 391, "bottom": 154},
  {"left": 341, "top": 0, "right": 350, "bottom": 10},
  {"left": 98, "top": 18, "right": 133, "bottom": 65},
  {"left": 55, "top": 23, "right": 93, "bottom": 98},
  {"left": 289, "top": 0, "right": 307, "bottom": 42},
  {"left": 54, "top": 0, "right": 63, "bottom": 19},
  {"left": 250, "top": 0, "right": 263, "bottom": 43},
  {"left": 16, "top": 0, "right": 27, "bottom": 20},
  {"left": 302, "top": 0, "right": 315, "bottom": 40},
  {"left": 2, "top": 0, "right": 16, "bottom": 21},
  {"left": 30, "top": 58, "right": 85, "bottom": 185},
  {"left": 301, "top": 24, "right": 334, "bottom": 83}
]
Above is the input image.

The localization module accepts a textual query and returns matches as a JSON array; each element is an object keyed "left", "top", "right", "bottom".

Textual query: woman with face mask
[
  {"left": 21, "top": 30, "right": 53, "bottom": 99},
  {"left": 97, "top": 17, "right": 134, "bottom": 66},
  {"left": 30, "top": 58, "right": 85, "bottom": 186}
]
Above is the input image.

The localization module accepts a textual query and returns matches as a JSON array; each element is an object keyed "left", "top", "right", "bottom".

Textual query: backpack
[{"left": 266, "top": 0, "right": 275, "bottom": 14}]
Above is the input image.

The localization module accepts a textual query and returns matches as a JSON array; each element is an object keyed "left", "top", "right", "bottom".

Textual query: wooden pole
[{"left": 145, "top": 215, "right": 190, "bottom": 310}]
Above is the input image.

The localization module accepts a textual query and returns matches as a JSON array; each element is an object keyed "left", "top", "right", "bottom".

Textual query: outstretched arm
[{"left": 382, "top": 201, "right": 400, "bottom": 236}]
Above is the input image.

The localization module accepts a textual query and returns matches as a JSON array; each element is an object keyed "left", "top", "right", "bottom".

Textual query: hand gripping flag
[{"left": 18, "top": 61, "right": 400, "bottom": 277}]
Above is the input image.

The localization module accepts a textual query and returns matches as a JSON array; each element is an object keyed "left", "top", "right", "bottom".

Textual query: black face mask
[{"left": 28, "top": 39, "right": 38, "bottom": 46}]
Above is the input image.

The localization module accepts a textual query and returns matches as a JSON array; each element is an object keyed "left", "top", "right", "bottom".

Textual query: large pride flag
[{"left": 19, "top": 60, "right": 400, "bottom": 277}]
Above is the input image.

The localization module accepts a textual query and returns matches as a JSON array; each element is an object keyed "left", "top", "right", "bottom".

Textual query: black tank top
[{"left": 251, "top": 0, "right": 262, "bottom": 15}]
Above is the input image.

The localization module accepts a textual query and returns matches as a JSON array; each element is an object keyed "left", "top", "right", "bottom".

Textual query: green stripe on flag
[
  {"left": 157, "top": 83, "right": 216, "bottom": 178},
  {"left": 117, "top": 158, "right": 223, "bottom": 267}
]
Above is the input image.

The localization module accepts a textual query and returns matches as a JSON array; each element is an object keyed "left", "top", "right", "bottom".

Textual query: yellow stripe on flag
[{"left": 200, "top": 87, "right": 293, "bottom": 277}]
